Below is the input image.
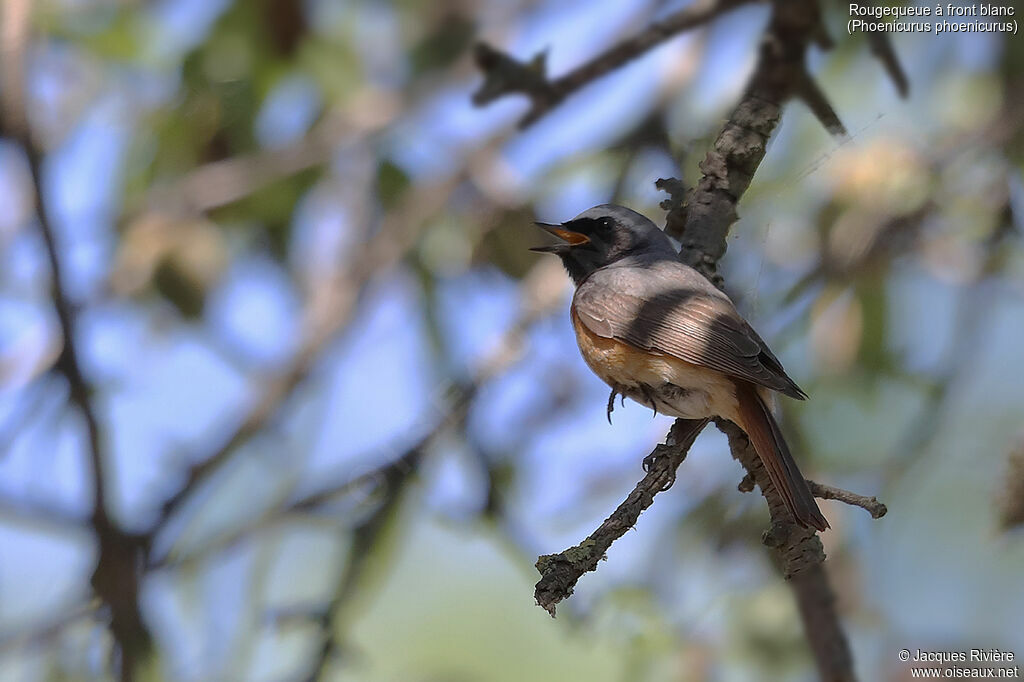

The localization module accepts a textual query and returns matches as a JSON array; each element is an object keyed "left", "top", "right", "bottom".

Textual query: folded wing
[{"left": 573, "top": 262, "right": 807, "bottom": 399}]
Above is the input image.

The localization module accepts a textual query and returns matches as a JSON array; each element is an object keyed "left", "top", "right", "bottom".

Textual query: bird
[{"left": 530, "top": 204, "right": 829, "bottom": 531}]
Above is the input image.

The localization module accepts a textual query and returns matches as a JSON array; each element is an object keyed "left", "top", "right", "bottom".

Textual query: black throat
[
  {"left": 558, "top": 253, "right": 593, "bottom": 286},
  {"left": 556, "top": 217, "right": 638, "bottom": 286}
]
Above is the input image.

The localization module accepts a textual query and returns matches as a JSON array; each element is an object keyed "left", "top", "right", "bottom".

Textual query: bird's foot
[
  {"left": 606, "top": 386, "right": 619, "bottom": 424},
  {"left": 642, "top": 444, "right": 676, "bottom": 492}
]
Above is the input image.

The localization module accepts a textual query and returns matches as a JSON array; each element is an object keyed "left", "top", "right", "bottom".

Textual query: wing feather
[{"left": 573, "top": 262, "right": 806, "bottom": 399}]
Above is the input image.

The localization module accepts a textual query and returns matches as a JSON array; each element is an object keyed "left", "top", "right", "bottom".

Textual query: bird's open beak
[{"left": 529, "top": 222, "right": 590, "bottom": 253}]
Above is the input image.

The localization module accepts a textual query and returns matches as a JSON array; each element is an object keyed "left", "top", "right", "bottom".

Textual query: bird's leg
[
  {"left": 639, "top": 385, "right": 658, "bottom": 418},
  {"left": 606, "top": 386, "right": 619, "bottom": 424}
]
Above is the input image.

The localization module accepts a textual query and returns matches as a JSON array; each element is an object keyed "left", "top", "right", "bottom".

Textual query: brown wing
[{"left": 573, "top": 262, "right": 807, "bottom": 399}]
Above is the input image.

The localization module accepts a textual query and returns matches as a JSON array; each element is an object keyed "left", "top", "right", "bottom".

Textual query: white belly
[
  {"left": 571, "top": 309, "right": 742, "bottom": 422},
  {"left": 617, "top": 372, "right": 738, "bottom": 421}
]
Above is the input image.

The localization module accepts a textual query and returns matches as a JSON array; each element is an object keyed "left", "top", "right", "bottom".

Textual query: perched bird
[{"left": 531, "top": 204, "right": 829, "bottom": 531}]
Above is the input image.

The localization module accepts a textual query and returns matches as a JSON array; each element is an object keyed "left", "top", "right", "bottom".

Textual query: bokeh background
[{"left": 1, "top": 0, "right": 1023, "bottom": 680}]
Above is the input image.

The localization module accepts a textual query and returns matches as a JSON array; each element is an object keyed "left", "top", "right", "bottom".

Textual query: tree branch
[
  {"left": 739, "top": 474, "right": 887, "bottom": 519},
  {"left": 1, "top": 3, "right": 152, "bottom": 677},
  {"left": 863, "top": 0, "right": 910, "bottom": 97},
  {"left": 473, "top": 0, "right": 754, "bottom": 127},
  {"left": 666, "top": 0, "right": 845, "bottom": 284},
  {"left": 807, "top": 480, "right": 887, "bottom": 519},
  {"left": 535, "top": 418, "right": 708, "bottom": 615},
  {"left": 717, "top": 420, "right": 855, "bottom": 682},
  {"left": 667, "top": 4, "right": 861, "bottom": 680},
  {"left": 521, "top": 3, "right": 878, "bottom": 681},
  {"left": 151, "top": 174, "right": 463, "bottom": 528}
]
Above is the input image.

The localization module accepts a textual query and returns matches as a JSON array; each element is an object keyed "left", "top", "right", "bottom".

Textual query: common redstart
[{"left": 531, "top": 204, "right": 829, "bottom": 531}]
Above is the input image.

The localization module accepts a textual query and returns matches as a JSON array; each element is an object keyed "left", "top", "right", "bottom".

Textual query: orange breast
[
  {"left": 571, "top": 308, "right": 664, "bottom": 387},
  {"left": 570, "top": 307, "right": 741, "bottom": 421}
]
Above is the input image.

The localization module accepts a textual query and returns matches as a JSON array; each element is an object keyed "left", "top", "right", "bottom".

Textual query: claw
[
  {"left": 642, "top": 446, "right": 677, "bottom": 491},
  {"left": 607, "top": 387, "right": 618, "bottom": 424}
]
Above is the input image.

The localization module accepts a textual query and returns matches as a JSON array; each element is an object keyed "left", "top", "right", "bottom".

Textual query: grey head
[{"left": 530, "top": 204, "right": 678, "bottom": 285}]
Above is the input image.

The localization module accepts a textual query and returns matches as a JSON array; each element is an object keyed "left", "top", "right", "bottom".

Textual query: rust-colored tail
[{"left": 734, "top": 382, "right": 829, "bottom": 531}]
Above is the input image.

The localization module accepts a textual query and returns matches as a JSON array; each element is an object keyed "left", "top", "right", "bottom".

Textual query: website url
[{"left": 910, "top": 667, "right": 1021, "bottom": 678}]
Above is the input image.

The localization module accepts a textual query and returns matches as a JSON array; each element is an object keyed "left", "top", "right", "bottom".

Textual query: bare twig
[
  {"left": 473, "top": 0, "right": 754, "bottom": 127},
  {"left": 807, "top": 480, "right": 887, "bottom": 519},
  {"left": 534, "top": 419, "right": 708, "bottom": 615},
  {"left": 864, "top": 0, "right": 910, "bottom": 97},
  {"left": 718, "top": 420, "right": 854, "bottom": 682},
  {"left": 666, "top": 0, "right": 845, "bottom": 284},
  {"left": 739, "top": 473, "right": 887, "bottom": 519},
  {"left": 152, "top": 174, "right": 462, "bottom": 527},
  {"left": 0, "top": 3, "right": 152, "bottom": 677}
]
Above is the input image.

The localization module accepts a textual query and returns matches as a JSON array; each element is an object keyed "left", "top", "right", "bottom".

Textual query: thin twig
[
  {"left": 718, "top": 420, "right": 854, "bottom": 682},
  {"left": 0, "top": 3, "right": 153, "bottom": 677},
  {"left": 739, "top": 473, "right": 887, "bottom": 519},
  {"left": 304, "top": 264, "right": 566, "bottom": 678},
  {"left": 534, "top": 419, "right": 708, "bottom": 615},
  {"left": 473, "top": 0, "right": 754, "bottom": 127},
  {"left": 807, "top": 481, "right": 887, "bottom": 519},
  {"left": 666, "top": 0, "right": 845, "bottom": 283},
  {"left": 152, "top": 174, "right": 463, "bottom": 527}
]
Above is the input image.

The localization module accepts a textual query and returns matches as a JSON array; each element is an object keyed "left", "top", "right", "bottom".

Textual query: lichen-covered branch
[
  {"left": 534, "top": 419, "right": 708, "bottom": 616},
  {"left": 666, "top": 0, "right": 846, "bottom": 285},
  {"left": 718, "top": 420, "right": 855, "bottom": 682},
  {"left": 665, "top": 3, "right": 863, "bottom": 680}
]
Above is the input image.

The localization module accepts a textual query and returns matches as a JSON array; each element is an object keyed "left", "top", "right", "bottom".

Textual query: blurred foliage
[{"left": 0, "top": 1, "right": 1023, "bottom": 681}]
